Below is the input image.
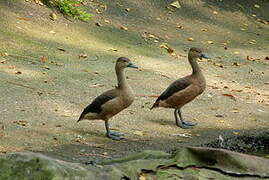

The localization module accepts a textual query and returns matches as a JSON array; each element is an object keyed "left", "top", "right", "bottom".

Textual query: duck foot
[
  {"left": 176, "top": 122, "right": 193, "bottom": 129},
  {"left": 182, "top": 120, "right": 197, "bottom": 126},
  {"left": 107, "top": 132, "right": 124, "bottom": 140},
  {"left": 105, "top": 121, "right": 125, "bottom": 140}
]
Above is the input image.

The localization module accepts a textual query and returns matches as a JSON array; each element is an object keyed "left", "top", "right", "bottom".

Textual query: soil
[{"left": 0, "top": 0, "right": 268, "bottom": 163}]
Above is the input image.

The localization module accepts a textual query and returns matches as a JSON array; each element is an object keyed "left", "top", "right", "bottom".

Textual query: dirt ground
[{"left": 0, "top": 0, "right": 268, "bottom": 163}]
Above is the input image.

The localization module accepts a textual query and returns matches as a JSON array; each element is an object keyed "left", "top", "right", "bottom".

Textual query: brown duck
[
  {"left": 77, "top": 57, "right": 138, "bottom": 140},
  {"left": 151, "top": 47, "right": 209, "bottom": 128}
]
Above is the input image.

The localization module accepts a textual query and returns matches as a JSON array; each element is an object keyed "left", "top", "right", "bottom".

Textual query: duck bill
[
  {"left": 200, "top": 54, "right": 210, "bottom": 59},
  {"left": 127, "top": 63, "right": 138, "bottom": 69}
]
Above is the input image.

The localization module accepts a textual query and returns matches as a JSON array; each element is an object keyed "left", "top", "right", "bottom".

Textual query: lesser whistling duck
[
  {"left": 77, "top": 57, "right": 138, "bottom": 140},
  {"left": 151, "top": 47, "right": 209, "bottom": 128}
]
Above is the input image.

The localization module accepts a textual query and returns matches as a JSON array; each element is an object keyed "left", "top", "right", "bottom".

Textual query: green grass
[{"left": 48, "top": 0, "right": 93, "bottom": 21}]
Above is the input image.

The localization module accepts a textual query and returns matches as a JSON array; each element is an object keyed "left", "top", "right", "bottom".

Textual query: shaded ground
[{"left": 0, "top": 0, "right": 268, "bottom": 163}]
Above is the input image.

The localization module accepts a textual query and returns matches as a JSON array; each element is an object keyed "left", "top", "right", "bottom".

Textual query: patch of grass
[{"left": 46, "top": 0, "right": 93, "bottom": 21}]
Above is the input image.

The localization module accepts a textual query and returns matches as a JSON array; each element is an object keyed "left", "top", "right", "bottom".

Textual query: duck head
[
  {"left": 189, "top": 47, "right": 210, "bottom": 60},
  {"left": 116, "top": 57, "right": 138, "bottom": 69}
]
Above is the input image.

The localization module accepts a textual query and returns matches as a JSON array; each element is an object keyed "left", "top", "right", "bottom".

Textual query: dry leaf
[
  {"left": 233, "top": 51, "right": 239, "bottom": 55},
  {"left": 222, "top": 93, "right": 236, "bottom": 101},
  {"left": 213, "top": 11, "right": 218, "bottom": 15},
  {"left": 248, "top": 39, "right": 256, "bottom": 45},
  {"left": 187, "top": 37, "right": 194, "bottom": 41},
  {"left": 176, "top": 25, "right": 183, "bottom": 29},
  {"left": 160, "top": 43, "right": 174, "bottom": 54},
  {"left": 108, "top": 48, "right": 118, "bottom": 51},
  {"left": 57, "top": 47, "right": 66, "bottom": 52},
  {"left": 104, "top": 19, "right": 110, "bottom": 23},
  {"left": 170, "top": 1, "right": 181, "bottom": 8},
  {"left": 233, "top": 62, "right": 240, "bottom": 66},
  {"left": 95, "top": 22, "right": 102, "bottom": 27},
  {"left": 15, "top": 71, "right": 22, "bottom": 75},
  {"left": 201, "top": 28, "right": 208, "bottom": 32},
  {"left": 13, "top": 120, "right": 28, "bottom": 126},
  {"left": 207, "top": 40, "right": 213, "bottom": 44},
  {"left": 133, "top": 130, "right": 143, "bottom": 136},
  {"left": 233, "top": 131, "right": 239, "bottom": 135},
  {"left": 139, "top": 175, "right": 146, "bottom": 180},
  {"left": 49, "top": 13, "right": 57, "bottom": 21},
  {"left": 40, "top": 56, "right": 48, "bottom": 63},
  {"left": 254, "top": 4, "right": 260, "bottom": 8},
  {"left": 120, "top": 25, "right": 128, "bottom": 30},
  {"left": 49, "top": 30, "right": 56, "bottom": 34},
  {"left": 0, "top": 60, "right": 6, "bottom": 64},
  {"left": 125, "top": 8, "right": 130, "bottom": 12},
  {"left": 78, "top": 54, "right": 88, "bottom": 59}
]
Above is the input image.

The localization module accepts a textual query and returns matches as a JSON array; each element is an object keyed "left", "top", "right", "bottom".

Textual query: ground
[{"left": 0, "top": 0, "right": 268, "bottom": 163}]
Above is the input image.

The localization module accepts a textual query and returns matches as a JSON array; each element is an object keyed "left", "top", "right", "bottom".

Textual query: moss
[{"left": 0, "top": 158, "right": 53, "bottom": 180}]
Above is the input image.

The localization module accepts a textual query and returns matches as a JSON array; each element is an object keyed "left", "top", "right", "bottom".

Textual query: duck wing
[
  {"left": 79, "top": 90, "right": 117, "bottom": 119},
  {"left": 156, "top": 78, "right": 191, "bottom": 102}
]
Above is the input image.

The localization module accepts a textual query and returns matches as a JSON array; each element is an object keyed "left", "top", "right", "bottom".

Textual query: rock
[{"left": 1, "top": 148, "right": 269, "bottom": 179}]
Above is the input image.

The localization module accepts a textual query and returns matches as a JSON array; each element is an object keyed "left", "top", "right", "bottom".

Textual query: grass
[{"left": 45, "top": 0, "right": 93, "bottom": 21}]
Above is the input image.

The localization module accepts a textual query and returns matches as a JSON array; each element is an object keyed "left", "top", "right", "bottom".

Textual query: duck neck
[
  {"left": 188, "top": 56, "right": 201, "bottom": 75},
  {"left": 116, "top": 67, "right": 127, "bottom": 89}
]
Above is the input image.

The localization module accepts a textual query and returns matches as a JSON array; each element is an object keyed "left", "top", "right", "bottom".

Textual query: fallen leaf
[
  {"left": 233, "top": 62, "right": 240, "bottom": 66},
  {"left": 160, "top": 43, "right": 174, "bottom": 54},
  {"left": 95, "top": 22, "right": 102, "bottom": 27},
  {"left": 207, "top": 40, "right": 213, "bottom": 44},
  {"left": 213, "top": 62, "right": 223, "bottom": 68},
  {"left": 170, "top": 1, "right": 181, "bottom": 8},
  {"left": 187, "top": 37, "right": 194, "bottom": 41},
  {"left": 104, "top": 19, "right": 110, "bottom": 23},
  {"left": 78, "top": 54, "right": 88, "bottom": 59},
  {"left": 125, "top": 8, "right": 130, "bottom": 12},
  {"left": 254, "top": 4, "right": 260, "bottom": 8},
  {"left": 0, "top": 60, "right": 6, "bottom": 64},
  {"left": 40, "top": 56, "right": 48, "bottom": 63},
  {"left": 15, "top": 70, "right": 22, "bottom": 75},
  {"left": 120, "top": 25, "right": 128, "bottom": 30},
  {"left": 213, "top": 11, "right": 218, "bottom": 15},
  {"left": 233, "top": 51, "right": 239, "bottom": 55},
  {"left": 201, "top": 28, "right": 208, "bottom": 32},
  {"left": 133, "top": 130, "right": 143, "bottom": 136},
  {"left": 139, "top": 175, "right": 146, "bottom": 180},
  {"left": 248, "top": 39, "right": 256, "bottom": 45},
  {"left": 49, "top": 30, "right": 56, "bottom": 34},
  {"left": 222, "top": 93, "right": 236, "bottom": 101},
  {"left": 49, "top": 13, "right": 57, "bottom": 21},
  {"left": 233, "top": 131, "right": 239, "bottom": 135},
  {"left": 176, "top": 25, "right": 183, "bottom": 29},
  {"left": 13, "top": 120, "right": 28, "bottom": 126},
  {"left": 215, "top": 114, "right": 224, "bottom": 118},
  {"left": 108, "top": 48, "right": 118, "bottom": 51},
  {"left": 57, "top": 47, "right": 66, "bottom": 52}
]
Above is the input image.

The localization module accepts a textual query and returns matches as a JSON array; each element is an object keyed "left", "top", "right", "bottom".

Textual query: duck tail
[
  {"left": 150, "top": 101, "right": 159, "bottom": 110},
  {"left": 77, "top": 113, "right": 84, "bottom": 122}
]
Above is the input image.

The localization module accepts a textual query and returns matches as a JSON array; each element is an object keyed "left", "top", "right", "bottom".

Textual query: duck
[
  {"left": 77, "top": 57, "right": 138, "bottom": 140},
  {"left": 151, "top": 47, "right": 209, "bottom": 128}
]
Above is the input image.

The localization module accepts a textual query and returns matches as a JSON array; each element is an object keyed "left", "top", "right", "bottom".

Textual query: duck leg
[
  {"left": 177, "top": 109, "right": 197, "bottom": 127},
  {"left": 105, "top": 121, "right": 124, "bottom": 140}
]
